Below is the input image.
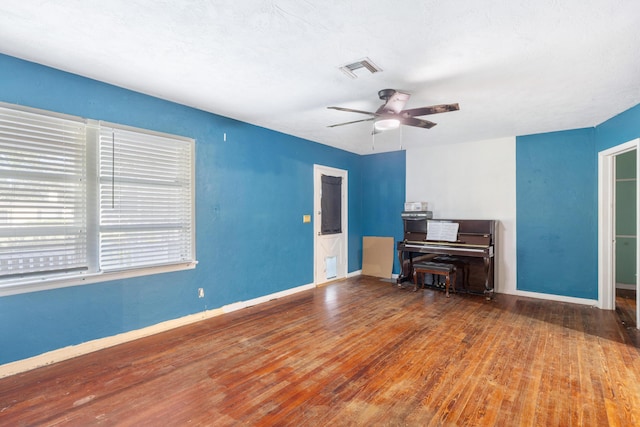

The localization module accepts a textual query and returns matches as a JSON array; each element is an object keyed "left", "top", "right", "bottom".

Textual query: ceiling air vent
[{"left": 339, "top": 57, "right": 382, "bottom": 79}]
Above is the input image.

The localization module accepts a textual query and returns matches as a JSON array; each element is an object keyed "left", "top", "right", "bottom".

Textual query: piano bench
[
  {"left": 413, "top": 262, "right": 457, "bottom": 298},
  {"left": 433, "top": 256, "right": 469, "bottom": 290}
]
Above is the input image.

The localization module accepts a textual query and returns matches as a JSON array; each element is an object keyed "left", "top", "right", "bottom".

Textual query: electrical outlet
[{"left": 198, "top": 288, "right": 204, "bottom": 298}]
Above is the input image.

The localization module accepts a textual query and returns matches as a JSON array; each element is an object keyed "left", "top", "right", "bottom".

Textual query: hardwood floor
[
  {"left": 616, "top": 288, "right": 637, "bottom": 327},
  {"left": 616, "top": 288, "right": 640, "bottom": 348},
  {"left": 1, "top": 276, "right": 640, "bottom": 426}
]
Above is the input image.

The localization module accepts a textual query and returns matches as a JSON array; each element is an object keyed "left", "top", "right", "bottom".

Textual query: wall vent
[{"left": 339, "top": 57, "right": 382, "bottom": 79}]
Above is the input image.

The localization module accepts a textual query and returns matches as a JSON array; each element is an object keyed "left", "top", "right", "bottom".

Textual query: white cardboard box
[{"left": 404, "top": 201, "right": 428, "bottom": 211}]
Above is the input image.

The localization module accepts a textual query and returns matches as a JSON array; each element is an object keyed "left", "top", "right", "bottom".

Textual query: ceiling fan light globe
[{"left": 375, "top": 118, "right": 400, "bottom": 131}]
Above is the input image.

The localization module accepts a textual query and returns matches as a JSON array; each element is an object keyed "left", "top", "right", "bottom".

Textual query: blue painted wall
[
  {"left": 516, "top": 128, "right": 598, "bottom": 298},
  {"left": 516, "top": 103, "right": 640, "bottom": 299},
  {"left": 0, "top": 54, "right": 410, "bottom": 365},
  {"left": 361, "top": 150, "right": 406, "bottom": 274},
  {"left": 596, "top": 103, "right": 640, "bottom": 152}
]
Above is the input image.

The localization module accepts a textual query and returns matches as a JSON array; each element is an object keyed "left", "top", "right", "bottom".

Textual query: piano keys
[{"left": 397, "top": 217, "right": 497, "bottom": 298}]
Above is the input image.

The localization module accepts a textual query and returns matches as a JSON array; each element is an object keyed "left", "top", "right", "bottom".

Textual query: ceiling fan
[{"left": 327, "top": 89, "right": 459, "bottom": 132}]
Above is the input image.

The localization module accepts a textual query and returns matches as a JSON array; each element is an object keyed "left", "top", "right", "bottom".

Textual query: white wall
[{"left": 406, "top": 136, "right": 517, "bottom": 294}]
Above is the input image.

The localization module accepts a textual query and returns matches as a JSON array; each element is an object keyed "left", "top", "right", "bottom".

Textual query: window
[
  {"left": 0, "top": 106, "right": 88, "bottom": 279},
  {"left": 0, "top": 103, "right": 196, "bottom": 296},
  {"left": 320, "top": 174, "right": 342, "bottom": 235},
  {"left": 98, "top": 125, "right": 194, "bottom": 271}
]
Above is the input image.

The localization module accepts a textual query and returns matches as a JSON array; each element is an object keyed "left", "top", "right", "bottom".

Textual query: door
[{"left": 314, "top": 165, "right": 347, "bottom": 285}]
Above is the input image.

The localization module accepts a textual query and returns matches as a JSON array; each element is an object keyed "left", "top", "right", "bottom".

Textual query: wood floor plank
[{"left": 1, "top": 276, "right": 640, "bottom": 426}]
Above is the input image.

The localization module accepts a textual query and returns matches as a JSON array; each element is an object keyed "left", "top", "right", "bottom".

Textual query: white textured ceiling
[{"left": 0, "top": 1, "right": 639, "bottom": 154}]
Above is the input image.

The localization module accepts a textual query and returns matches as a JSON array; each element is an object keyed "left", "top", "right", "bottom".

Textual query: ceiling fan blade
[
  {"left": 327, "top": 117, "right": 375, "bottom": 128},
  {"left": 327, "top": 91, "right": 455, "bottom": 132},
  {"left": 401, "top": 116, "right": 437, "bottom": 129},
  {"left": 376, "top": 91, "right": 410, "bottom": 114},
  {"left": 401, "top": 103, "right": 460, "bottom": 117},
  {"left": 327, "top": 106, "right": 375, "bottom": 115}
]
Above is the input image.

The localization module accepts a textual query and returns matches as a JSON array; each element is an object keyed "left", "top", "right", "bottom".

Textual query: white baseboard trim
[
  {"left": 347, "top": 270, "right": 362, "bottom": 278},
  {"left": 508, "top": 289, "right": 598, "bottom": 307},
  {"left": 0, "top": 282, "right": 316, "bottom": 379},
  {"left": 616, "top": 283, "right": 636, "bottom": 291},
  {"left": 222, "top": 282, "right": 315, "bottom": 313}
]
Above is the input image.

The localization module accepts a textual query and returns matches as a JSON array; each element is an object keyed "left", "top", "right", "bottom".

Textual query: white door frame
[
  {"left": 313, "top": 164, "right": 348, "bottom": 285},
  {"left": 598, "top": 138, "right": 639, "bottom": 326}
]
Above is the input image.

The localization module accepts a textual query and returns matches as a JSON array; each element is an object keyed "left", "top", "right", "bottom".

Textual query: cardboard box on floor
[{"left": 361, "top": 236, "right": 394, "bottom": 279}]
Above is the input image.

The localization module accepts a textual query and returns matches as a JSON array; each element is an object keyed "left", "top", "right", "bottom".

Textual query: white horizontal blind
[
  {"left": 99, "top": 126, "right": 194, "bottom": 272},
  {"left": 0, "top": 106, "right": 87, "bottom": 278}
]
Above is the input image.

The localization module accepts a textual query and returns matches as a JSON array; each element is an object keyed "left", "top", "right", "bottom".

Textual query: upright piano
[{"left": 397, "top": 215, "right": 497, "bottom": 298}]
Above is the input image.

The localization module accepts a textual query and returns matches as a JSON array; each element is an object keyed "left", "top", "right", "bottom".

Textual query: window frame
[{"left": 0, "top": 103, "right": 197, "bottom": 297}]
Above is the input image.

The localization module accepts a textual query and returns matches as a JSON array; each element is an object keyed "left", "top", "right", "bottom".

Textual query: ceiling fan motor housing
[{"left": 378, "top": 88, "right": 397, "bottom": 101}]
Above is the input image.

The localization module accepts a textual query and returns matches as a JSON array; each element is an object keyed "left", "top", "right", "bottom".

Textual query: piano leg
[
  {"left": 396, "top": 249, "right": 414, "bottom": 287},
  {"left": 483, "top": 256, "right": 494, "bottom": 300},
  {"left": 396, "top": 249, "right": 404, "bottom": 286}
]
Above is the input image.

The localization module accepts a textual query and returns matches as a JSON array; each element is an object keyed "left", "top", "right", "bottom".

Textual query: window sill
[{"left": 0, "top": 261, "right": 198, "bottom": 297}]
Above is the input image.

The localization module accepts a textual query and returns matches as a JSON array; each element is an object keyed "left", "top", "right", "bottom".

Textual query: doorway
[
  {"left": 314, "top": 165, "right": 348, "bottom": 285},
  {"left": 598, "top": 138, "right": 639, "bottom": 329},
  {"left": 614, "top": 149, "right": 637, "bottom": 327}
]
